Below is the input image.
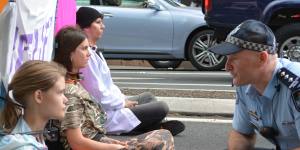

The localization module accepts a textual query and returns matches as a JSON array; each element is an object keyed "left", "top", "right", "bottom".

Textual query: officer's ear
[{"left": 258, "top": 51, "right": 269, "bottom": 64}]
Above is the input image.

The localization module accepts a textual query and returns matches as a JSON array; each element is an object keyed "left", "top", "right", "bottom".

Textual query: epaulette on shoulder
[
  {"left": 278, "top": 67, "right": 300, "bottom": 112},
  {"left": 277, "top": 67, "right": 300, "bottom": 91}
]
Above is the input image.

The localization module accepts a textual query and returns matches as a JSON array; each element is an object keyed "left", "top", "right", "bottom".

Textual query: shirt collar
[
  {"left": 90, "top": 45, "right": 98, "bottom": 51},
  {"left": 263, "top": 59, "right": 283, "bottom": 99},
  {"left": 11, "top": 117, "right": 32, "bottom": 134},
  {"left": 246, "top": 59, "right": 283, "bottom": 100},
  {"left": 66, "top": 72, "right": 84, "bottom": 84}
]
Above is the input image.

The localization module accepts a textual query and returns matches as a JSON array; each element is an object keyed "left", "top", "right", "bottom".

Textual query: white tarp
[{"left": 0, "top": 0, "right": 57, "bottom": 90}]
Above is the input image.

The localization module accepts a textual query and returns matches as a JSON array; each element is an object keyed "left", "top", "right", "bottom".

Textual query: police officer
[{"left": 209, "top": 19, "right": 300, "bottom": 150}]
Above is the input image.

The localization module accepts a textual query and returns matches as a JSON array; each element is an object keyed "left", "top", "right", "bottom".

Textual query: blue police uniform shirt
[{"left": 233, "top": 58, "right": 300, "bottom": 149}]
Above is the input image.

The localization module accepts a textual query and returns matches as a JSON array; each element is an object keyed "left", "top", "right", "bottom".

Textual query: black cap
[
  {"left": 209, "top": 19, "right": 277, "bottom": 55},
  {"left": 76, "top": 7, "right": 104, "bottom": 29}
]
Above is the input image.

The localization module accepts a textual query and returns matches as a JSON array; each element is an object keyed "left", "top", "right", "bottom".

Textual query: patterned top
[
  {"left": 58, "top": 75, "right": 175, "bottom": 150},
  {"left": 60, "top": 82, "right": 107, "bottom": 150}
]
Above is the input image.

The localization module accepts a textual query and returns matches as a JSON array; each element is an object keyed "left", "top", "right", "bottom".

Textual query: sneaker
[{"left": 160, "top": 120, "right": 185, "bottom": 136}]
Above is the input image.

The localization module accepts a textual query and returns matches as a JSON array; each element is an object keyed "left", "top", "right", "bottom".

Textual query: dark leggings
[{"left": 128, "top": 101, "right": 169, "bottom": 134}]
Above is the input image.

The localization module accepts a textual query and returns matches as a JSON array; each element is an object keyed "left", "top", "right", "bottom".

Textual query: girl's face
[
  {"left": 70, "top": 38, "right": 90, "bottom": 70},
  {"left": 39, "top": 76, "right": 67, "bottom": 120}
]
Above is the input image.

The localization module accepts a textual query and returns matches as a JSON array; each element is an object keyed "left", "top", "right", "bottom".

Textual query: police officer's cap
[{"left": 209, "top": 19, "right": 277, "bottom": 55}]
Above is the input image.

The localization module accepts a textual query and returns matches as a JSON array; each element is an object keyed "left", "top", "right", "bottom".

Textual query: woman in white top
[
  {"left": 76, "top": 7, "right": 185, "bottom": 136},
  {"left": 0, "top": 60, "right": 68, "bottom": 149}
]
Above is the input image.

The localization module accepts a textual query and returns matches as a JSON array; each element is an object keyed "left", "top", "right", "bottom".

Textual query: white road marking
[
  {"left": 111, "top": 71, "right": 230, "bottom": 76},
  {"left": 115, "top": 82, "right": 233, "bottom": 87},
  {"left": 120, "top": 87, "right": 235, "bottom": 92},
  {"left": 113, "top": 77, "right": 165, "bottom": 80},
  {"left": 166, "top": 117, "right": 232, "bottom": 124}
]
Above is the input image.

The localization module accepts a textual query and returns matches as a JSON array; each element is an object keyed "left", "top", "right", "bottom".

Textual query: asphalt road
[
  {"left": 111, "top": 69, "right": 235, "bottom": 91},
  {"left": 108, "top": 68, "right": 275, "bottom": 149},
  {"left": 172, "top": 119, "right": 275, "bottom": 150},
  {"left": 111, "top": 117, "right": 275, "bottom": 150}
]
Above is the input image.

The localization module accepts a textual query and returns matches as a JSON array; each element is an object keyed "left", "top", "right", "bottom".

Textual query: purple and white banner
[{"left": 0, "top": 0, "right": 57, "bottom": 89}]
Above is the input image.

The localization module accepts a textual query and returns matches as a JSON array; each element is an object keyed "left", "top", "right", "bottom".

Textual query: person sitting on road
[
  {"left": 0, "top": 60, "right": 67, "bottom": 149},
  {"left": 53, "top": 26, "right": 175, "bottom": 150},
  {"left": 209, "top": 19, "right": 300, "bottom": 150},
  {"left": 76, "top": 6, "right": 185, "bottom": 136}
]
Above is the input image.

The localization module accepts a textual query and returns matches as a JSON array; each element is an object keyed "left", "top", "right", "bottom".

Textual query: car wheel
[
  {"left": 187, "top": 29, "right": 226, "bottom": 71},
  {"left": 148, "top": 60, "right": 182, "bottom": 69},
  {"left": 276, "top": 23, "right": 300, "bottom": 61}
]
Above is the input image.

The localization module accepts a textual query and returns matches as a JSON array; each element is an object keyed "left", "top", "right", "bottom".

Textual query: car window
[
  {"left": 77, "top": 0, "right": 90, "bottom": 6},
  {"left": 163, "top": 0, "right": 186, "bottom": 7},
  {"left": 121, "top": 0, "right": 146, "bottom": 8},
  {"left": 76, "top": 0, "right": 147, "bottom": 8}
]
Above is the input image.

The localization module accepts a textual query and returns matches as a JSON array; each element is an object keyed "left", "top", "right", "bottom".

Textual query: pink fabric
[{"left": 55, "top": 0, "right": 76, "bottom": 34}]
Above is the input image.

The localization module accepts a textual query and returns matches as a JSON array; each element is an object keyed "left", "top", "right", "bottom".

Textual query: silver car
[{"left": 77, "top": 0, "right": 226, "bottom": 70}]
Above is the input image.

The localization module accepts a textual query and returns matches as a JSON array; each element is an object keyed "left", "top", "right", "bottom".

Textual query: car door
[
  {"left": 212, "top": 0, "right": 260, "bottom": 26},
  {"left": 78, "top": 0, "right": 173, "bottom": 56}
]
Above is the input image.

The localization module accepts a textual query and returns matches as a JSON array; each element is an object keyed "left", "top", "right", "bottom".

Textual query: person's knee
[
  {"left": 157, "top": 101, "right": 169, "bottom": 116},
  {"left": 142, "top": 92, "right": 156, "bottom": 99},
  {"left": 139, "top": 92, "right": 157, "bottom": 103}
]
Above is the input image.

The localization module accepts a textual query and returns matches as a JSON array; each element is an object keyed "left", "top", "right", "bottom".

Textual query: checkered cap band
[{"left": 225, "top": 36, "right": 276, "bottom": 53}]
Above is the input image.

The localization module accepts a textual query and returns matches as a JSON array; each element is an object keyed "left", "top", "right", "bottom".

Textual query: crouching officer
[{"left": 209, "top": 19, "right": 300, "bottom": 150}]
